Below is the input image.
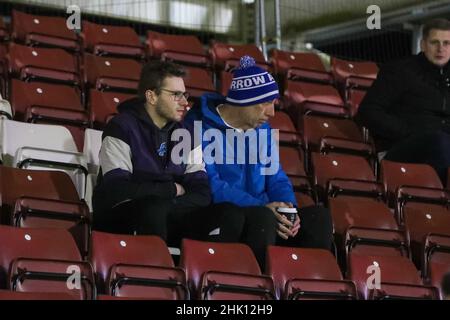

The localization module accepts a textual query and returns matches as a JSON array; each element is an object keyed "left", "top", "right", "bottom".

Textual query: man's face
[
  {"left": 154, "top": 76, "right": 188, "bottom": 123},
  {"left": 241, "top": 100, "right": 276, "bottom": 129},
  {"left": 421, "top": 29, "right": 450, "bottom": 67}
]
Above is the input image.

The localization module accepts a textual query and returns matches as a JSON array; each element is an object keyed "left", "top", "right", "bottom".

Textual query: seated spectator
[
  {"left": 358, "top": 18, "right": 450, "bottom": 185},
  {"left": 184, "top": 56, "right": 333, "bottom": 267}
]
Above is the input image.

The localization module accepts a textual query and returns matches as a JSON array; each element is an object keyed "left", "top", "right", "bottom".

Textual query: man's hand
[
  {"left": 266, "top": 202, "right": 297, "bottom": 240},
  {"left": 175, "top": 183, "right": 186, "bottom": 197}
]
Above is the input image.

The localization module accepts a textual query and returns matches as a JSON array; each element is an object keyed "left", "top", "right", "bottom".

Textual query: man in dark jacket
[
  {"left": 358, "top": 18, "right": 450, "bottom": 184},
  {"left": 93, "top": 61, "right": 216, "bottom": 246}
]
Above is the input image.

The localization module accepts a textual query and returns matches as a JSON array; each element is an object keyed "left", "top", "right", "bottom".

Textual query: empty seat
[
  {"left": 210, "top": 42, "right": 268, "bottom": 72},
  {"left": 11, "top": 10, "right": 80, "bottom": 52},
  {"left": 348, "top": 253, "right": 423, "bottom": 300},
  {"left": 285, "top": 80, "right": 347, "bottom": 129},
  {"left": 88, "top": 89, "right": 134, "bottom": 129},
  {"left": 90, "top": 231, "right": 187, "bottom": 299},
  {"left": 266, "top": 246, "right": 356, "bottom": 299},
  {"left": 8, "top": 42, "right": 81, "bottom": 86},
  {"left": 147, "top": 31, "right": 208, "bottom": 67},
  {"left": 271, "top": 50, "right": 332, "bottom": 84},
  {"left": 10, "top": 79, "right": 83, "bottom": 120},
  {"left": 0, "top": 225, "right": 82, "bottom": 291},
  {"left": 83, "top": 53, "right": 141, "bottom": 93},
  {"left": 380, "top": 160, "right": 445, "bottom": 218},
  {"left": 180, "top": 239, "right": 275, "bottom": 300},
  {"left": 302, "top": 114, "right": 374, "bottom": 162},
  {"left": 311, "top": 153, "right": 377, "bottom": 201},
  {"left": 0, "top": 16, "right": 8, "bottom": 41},
  {"left": 12, "top": 197, "right": 91, "bottom": 257},
  {"left": 331, "top": 57, "right": 378, "bottom": 99},
  {"left": 268, "top": 111, "right": 302, "bottom": 146},
  {"left": 0, "top": 120, "right": 88, "bottom": 198},
  {"left": 423, "top": 234, "right": 450, "bottom": 299},
  {"left": 10, "top": 258, "right": 95, "bottom": 300},
  {"left": 183, "top": 66, "right": 216, "bottom": 99},
  {"left": 346, "top": 88, "right": 367, "bottom": 118},
  {"left": 279, "top": 146, "right": 311, "bottom": 197},
  {"left": 0, "top": 167, "right": 80, "bottom": 223},
  {"left": 368, "top": 282, "right": 439, "bottom": 300},
  {"left": 83, "top": 21, "right": 144, "bottom": 59}
]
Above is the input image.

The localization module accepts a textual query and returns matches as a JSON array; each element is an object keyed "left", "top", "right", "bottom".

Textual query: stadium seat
[
  {"left": 380, "top": 160, "right": 445, "bottom": 221},
  {"left": 90, "top": 231, "right": 188, "bottom": 299},
  {"left": 279, "top": 146, "right": 313, "bottom": 200},
  {"left": 285, "top": 80, "right": 347, "bottom": 129},
  {"left": 0, "top": 120, "right": 88, "bottom": 198},
  {"left": 367, "top": 282, "right": 439, "bottom": 300},
  {"left": 219, "top": 70, "right": 232, "bottom": 96},
  {"left": 0, "top": 93, "right": 12, "bottom": 119},
  {"left": 183, "top": 66, "right": 216, "bottom": 99},
  {"left": 347, "top": 252, "right": 422, "bottom": 300},
  {"left": 311, "top": 152, "right": 378, "bottom": 201},
  {"left": 423, "top": 234, "right": 450, "bottom": 299},
  {"left": 11, "top": 10, "right": 80, "bottom": 52},
  {"left": 266, "top": 246, "right": 356, "bottom": 299},
  {"left": 180, "top": 239, "right": 275, "bottom": 300},
  {"left": 210, "top": 41, "right": 268, "bottom": 72},
  {"left": 331, "top": 57, "right": 378, "bottom": 99},
  {"left": 346, "top": 88, "right": 367, "bottom": 118},
  {"left": 0, "top": 225, "right": 88, "bottom": 297},
  {"left": 83, "top": 53, "right": 141, "bottom": 93},
  {"left": 88, "top": 89, "right": 133, "bottom": 129},
  {"left": 268, "top": 111, "right": 302, "bottom": 146},
  {"left": 12, "top": 197, "right": 91, "bottom": 257},
  {"left": 82, "top": 21, "right": 144, "bottom": 59},
  {"left": 147, "top": 31, "right": 208, "bottom": 67},
  {"left": 8, "top": 42, "right": 81, "bottom": 86},
  {"left": 302, "top": 114, "right": 374, "bottom": 165},
  {"left": 0, "top": 16, "right": 8, "bottom": 41},
  {"left": 10, "top": 258, "right": 95, "bottom": 300},
  {"left": 10, "top": 79, "right": 83, "bottom": 120},
  {"left": 0, "top": 167, "right": 80, "bottom": 225},
  {"left": 271, "top": 49, "right": 333, "bottom": 84}
]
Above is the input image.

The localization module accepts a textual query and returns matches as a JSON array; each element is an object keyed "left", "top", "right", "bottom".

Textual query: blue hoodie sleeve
[
  {"left": 264, "top": 127, "right": 298, "bottom": 206},
  {"left": 205, "top": 162, "right": 267, "bottom": 207}
]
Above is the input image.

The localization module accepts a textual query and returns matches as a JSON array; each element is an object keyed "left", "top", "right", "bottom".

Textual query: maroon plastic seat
[
  {"left": 311, "top": 152, "right": 377, "bottom": 201},
  {"left": 368, "top": 282, "right": 439, "bottom": 300},
  {"left": 83, "top": 53, "right": 141, "bottom": 93},
  {"left": 90, "top": 231, "right": 187, "bottom": 299},
  {"left": 271, "top": 49, "right": 332, "bottom": 84},
  {"left": 266, "top": 246, "right": 356, "bottom": 299},
  {"left": 89, "top": 89, "right": 134, "bottom": 129},
  {"left": 11, "top": 10, "right": 80, "bottom": 52},
  {"left": 147, "top": 31, "right": 208, "bottom": 66},
  {"left": 0, "top": 225, "right": 84, "bottom": 294},
  {"left": 180, "top": 239, "right": 275, "bottom": 300},
  {"left": 346, "top": 88, "right": 367, "bottom": 117},
  {"left": 8, "top": 43, "right": 81, "bottom": 86},
  {"left": 83, "top": 21, "right": 144, "bottom": 59},
  {"left": 331, "top": 57, "right": 378, "bottom": 99},
  {"left": 347, "top": 253, "right": 421, "bottom": 300},
  {"left": 210, "top": 42, "right": 268, "bottom": 72},
  {"left": 0, "top": 16, "right": 8, "bottom": 41},
  {"left": 380, "top": 160, "right": 445, "bottom": 221},
  {"left": 269, "top": 111, "right": 302, "bottom": 146},
  {"left": 219, "top": 70, "right": 232, "bottom": 96},
  {"left": 183, "top": 66, "right": 216, "bottom": 99},
  {"left": 12, "top": 197, "right": 91, "bottom": 257},
  {"left": 0, "top": 167, "right": 80, "bottom": 225},
  {"left": 285, "top": 80, "right": 347, "bottom": 129},
  {"left": 423, "top": 234, "right": 450, "bottom": 299}
]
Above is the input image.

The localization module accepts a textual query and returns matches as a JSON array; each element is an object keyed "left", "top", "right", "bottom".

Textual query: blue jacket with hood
[{"left": 184, "top": 93, "right": 297, "bottom": 207}]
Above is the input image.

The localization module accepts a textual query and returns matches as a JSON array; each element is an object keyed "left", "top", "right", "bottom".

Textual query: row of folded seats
[{"left": 0, "top": 223, "right": 448, "bottom": 300}]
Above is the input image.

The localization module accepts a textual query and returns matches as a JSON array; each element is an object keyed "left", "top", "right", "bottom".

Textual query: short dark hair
[
  {"left": 422, "top": 18, "right": 450, "bottom": 39},
  {"left": 137, "top": 60, "right": 186, "bottom": 99}
]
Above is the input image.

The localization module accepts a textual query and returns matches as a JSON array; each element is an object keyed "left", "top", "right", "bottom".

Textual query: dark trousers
[
  {"left": 94, "top": 198, "right": 333, "bottom": 269},
  {"left": 385, "top": 130, "right": 450, "bottom": 186}
]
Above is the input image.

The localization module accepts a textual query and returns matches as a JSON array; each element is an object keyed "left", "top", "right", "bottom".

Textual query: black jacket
[{"left": 357, "top": 53, "right": 450, "bottom": 151}]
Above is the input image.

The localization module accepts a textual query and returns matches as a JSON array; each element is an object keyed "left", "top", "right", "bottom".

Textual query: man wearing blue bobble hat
[{"left": 185, "top": 56, "right": 333, "bottom": 267}]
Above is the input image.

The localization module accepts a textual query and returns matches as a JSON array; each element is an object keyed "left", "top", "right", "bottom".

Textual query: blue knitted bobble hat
[{"left": 225, "top": 55, "right": 279, "bottom": 107}]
